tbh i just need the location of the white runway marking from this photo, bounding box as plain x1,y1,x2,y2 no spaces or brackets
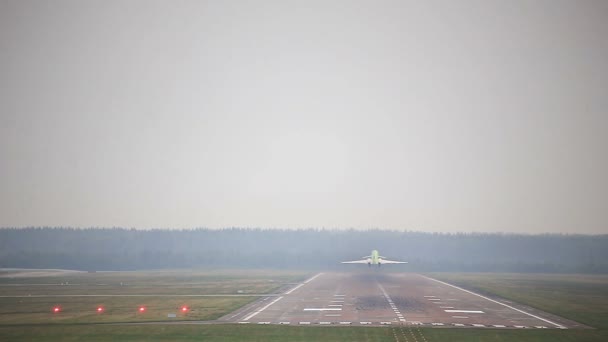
284,273,323,295
0,294,276,298
422,275,567,329
328,304,342,307
377,282,405,322
304,273,323,283
283,283,305,295
303,308,342,311
324,314,341,317
452,316,469,318
242,296,283,321
440,306,454,309
330,300,344,303
445,310,484,313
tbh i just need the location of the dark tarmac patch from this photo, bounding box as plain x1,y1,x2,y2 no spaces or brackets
392,296,426,312
356,295,390,310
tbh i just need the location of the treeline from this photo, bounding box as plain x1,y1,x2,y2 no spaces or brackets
0,228,607,273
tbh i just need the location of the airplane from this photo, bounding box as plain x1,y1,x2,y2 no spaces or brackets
341,250,407,267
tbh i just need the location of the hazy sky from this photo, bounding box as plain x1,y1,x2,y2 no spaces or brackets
1,0,607,233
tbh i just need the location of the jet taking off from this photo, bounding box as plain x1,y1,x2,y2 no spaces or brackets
341,250,407,267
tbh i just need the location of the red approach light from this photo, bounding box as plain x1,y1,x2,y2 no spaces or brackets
138,306,146,313
181,306,188,312
97,307,104,313
53,307,60,313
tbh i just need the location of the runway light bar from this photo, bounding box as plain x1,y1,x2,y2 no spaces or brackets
138,306,146,312
53,307,60,313
181,306,188,312
97,307,104,313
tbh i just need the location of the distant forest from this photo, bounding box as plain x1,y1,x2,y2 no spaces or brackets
1,228,607,273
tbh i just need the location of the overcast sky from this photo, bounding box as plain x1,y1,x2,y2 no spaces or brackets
1,0,607,233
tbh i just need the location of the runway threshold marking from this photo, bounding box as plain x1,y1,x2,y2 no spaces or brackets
242,296,283,321
421,275,567,329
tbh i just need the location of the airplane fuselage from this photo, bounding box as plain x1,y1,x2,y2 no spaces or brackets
341,250,407,266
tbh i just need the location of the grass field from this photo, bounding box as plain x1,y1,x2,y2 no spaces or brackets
0,269,307,324
1,323,608,342
1,270,607,341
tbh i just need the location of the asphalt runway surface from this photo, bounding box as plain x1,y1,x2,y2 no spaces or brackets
221,271,584,329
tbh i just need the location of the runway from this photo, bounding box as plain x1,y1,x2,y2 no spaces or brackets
220,272,583,329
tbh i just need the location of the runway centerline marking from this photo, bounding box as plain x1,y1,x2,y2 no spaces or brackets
421,275,567,329
377,282,404,322
445,310,484,313
242,296,283,321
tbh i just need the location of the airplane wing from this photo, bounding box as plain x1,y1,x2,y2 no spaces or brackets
379,259,408,264
341,259,370,264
